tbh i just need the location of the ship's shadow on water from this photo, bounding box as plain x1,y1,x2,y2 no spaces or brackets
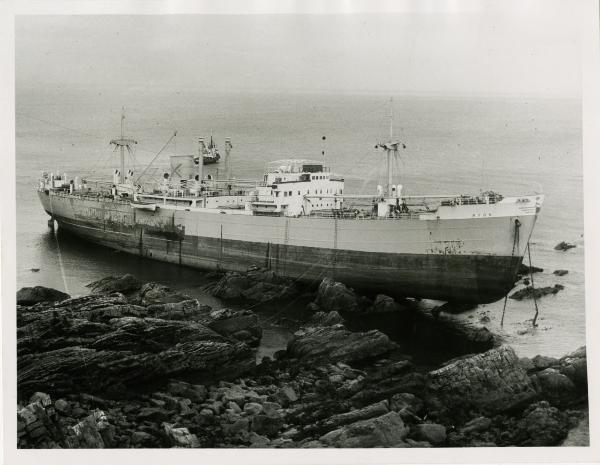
43,227,212,291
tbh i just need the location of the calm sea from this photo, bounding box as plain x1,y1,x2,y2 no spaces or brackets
15,89,585,358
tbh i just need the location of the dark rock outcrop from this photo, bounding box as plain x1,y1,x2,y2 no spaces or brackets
287,325,396,363
553,269,569,276
554,241,576,251
426,346,537,418
319,411,409,447
17,286,70,306
87,274,142,295
313,278,361,313
15,275,588,450
306,311,345,327
211,269,298,303
510,284,564,301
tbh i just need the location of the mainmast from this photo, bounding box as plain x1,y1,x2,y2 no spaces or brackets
375,98,404,197
110,107,137,184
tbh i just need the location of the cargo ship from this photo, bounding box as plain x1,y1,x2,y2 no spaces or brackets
37,110,543,303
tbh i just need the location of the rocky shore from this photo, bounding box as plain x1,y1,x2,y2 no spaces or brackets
17,273,588,448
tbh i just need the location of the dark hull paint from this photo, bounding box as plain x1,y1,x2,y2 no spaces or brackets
51,212,523,303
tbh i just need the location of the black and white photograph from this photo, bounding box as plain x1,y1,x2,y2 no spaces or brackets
2,0,599,463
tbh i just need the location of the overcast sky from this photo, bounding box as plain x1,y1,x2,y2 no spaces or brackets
16,4,582,97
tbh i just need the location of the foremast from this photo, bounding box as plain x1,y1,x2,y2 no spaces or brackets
109,108,137,184
375,98,406,197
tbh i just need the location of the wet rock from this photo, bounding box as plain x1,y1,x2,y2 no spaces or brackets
313,277,361,313
17,286,70,306
287,325,395,363
162,422,200,447
54,398,71,416
139,283,191,306
554,241,576,251
18,335,253,399
87,274,142,295
322,400,389,430
131,430,157,447
167,380,207,403
262,402,282,417
211,269,297,303
244,402,263,416
522,401,569,446
459,416,491,434
404,438,433,447
553,269,569,276
274,385,298,406
248,431,270,447
349,372,426,408
531,355,559,370
64,409,115,448
389,393,423,421
29,392,52,407
557,346,587,390
306,311,345,327
206,308,262,346
251,414,284,437
426,346,537,417
369,294,401,314
509,284,564,301
146,300,209,321
319,411,409,448
533,368,576,404
412,423,446,445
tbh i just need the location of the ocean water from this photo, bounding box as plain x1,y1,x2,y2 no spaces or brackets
15,88,584,358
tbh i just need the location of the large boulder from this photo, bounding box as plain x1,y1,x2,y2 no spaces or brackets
557,346,587,391
532,368,576,404
313,278,361,313
521,401,570,446
129,282,191,306
319,411,409,447
206,308,262,346
17,286,70,306
306,311,345,327
211,269,297,303
426,345,537,417
64,409,115,448
412,423,446,445
287,325,396,363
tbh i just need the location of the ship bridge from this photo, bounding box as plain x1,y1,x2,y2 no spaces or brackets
266,159,330,174
251,159,344,216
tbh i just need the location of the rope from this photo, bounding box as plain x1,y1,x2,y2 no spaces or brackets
528,242,540,327
48,195,70,294
501,218,521,327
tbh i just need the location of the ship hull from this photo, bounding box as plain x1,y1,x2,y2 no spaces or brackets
38,190,536,303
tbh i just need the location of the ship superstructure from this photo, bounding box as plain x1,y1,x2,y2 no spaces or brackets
37,108,544,303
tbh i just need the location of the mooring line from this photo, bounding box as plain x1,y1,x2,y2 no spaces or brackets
49,195,70,294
